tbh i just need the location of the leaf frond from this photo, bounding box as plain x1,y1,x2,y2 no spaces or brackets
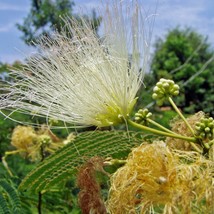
19,130,144,192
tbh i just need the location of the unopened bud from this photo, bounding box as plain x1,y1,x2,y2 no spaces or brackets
134,108,152,125
152,79,180,105
195,116,214,140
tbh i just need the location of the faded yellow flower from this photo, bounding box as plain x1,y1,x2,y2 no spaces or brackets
107,142,214,214
11,126,37,151
166,111,205,151
11,125,64,161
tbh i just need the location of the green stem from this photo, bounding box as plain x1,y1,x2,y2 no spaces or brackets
38,192,42,214
208,139,214,146
128,119,202,153
128,119,195,142
2,150,25,177
104,159,127,166
38,145,45,214
168,97,195,135
2,156,13,177
147,118,176,134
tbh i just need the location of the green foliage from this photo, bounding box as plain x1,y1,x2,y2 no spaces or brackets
17,0,74,44
0,61,23,82
19,131,144,192
0,162,80,213
0,63,8,74
0,113,19,160
17,0,101,45
151,27,214,116
0,179,21,214
155,110,177,129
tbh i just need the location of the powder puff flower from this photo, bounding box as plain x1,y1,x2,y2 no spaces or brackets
0,1,153,127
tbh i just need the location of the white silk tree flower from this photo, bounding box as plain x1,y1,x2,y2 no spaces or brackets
0,1,153,128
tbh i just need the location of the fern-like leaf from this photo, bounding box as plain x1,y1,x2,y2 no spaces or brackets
0,179,21,214
19,130,144,192
0,193,10,214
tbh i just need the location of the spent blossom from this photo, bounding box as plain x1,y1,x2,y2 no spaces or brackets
0,1,153,127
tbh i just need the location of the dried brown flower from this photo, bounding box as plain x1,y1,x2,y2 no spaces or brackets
77,156,107,214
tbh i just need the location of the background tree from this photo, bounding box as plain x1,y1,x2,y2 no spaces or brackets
151,27,214,116
17,0,101,45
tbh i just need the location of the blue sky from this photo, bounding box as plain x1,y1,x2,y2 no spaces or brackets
0,0,214,63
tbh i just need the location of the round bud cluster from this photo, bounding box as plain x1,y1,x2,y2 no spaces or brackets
38,135,51,145
195,117,214,140
134,108,152,125
49,118,59,126
152,79,180,105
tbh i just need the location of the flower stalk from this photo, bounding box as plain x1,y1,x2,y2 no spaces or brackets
168,97,195,135
2,150,24,177
128,119,195,142
147,118,175,134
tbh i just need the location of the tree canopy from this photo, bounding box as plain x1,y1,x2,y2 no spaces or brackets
151,27,214,116
17,0,101,45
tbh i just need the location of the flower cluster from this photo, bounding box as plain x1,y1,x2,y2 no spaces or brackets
134,108,152,125
195,117,214,140
152,78,180,105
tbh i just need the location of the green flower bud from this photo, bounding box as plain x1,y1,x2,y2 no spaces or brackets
38,135,51,145
205,127,210,133
48,118,59,126
152,93,158,99
134,108,152,125
152,79,180,105
195,116,214,140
